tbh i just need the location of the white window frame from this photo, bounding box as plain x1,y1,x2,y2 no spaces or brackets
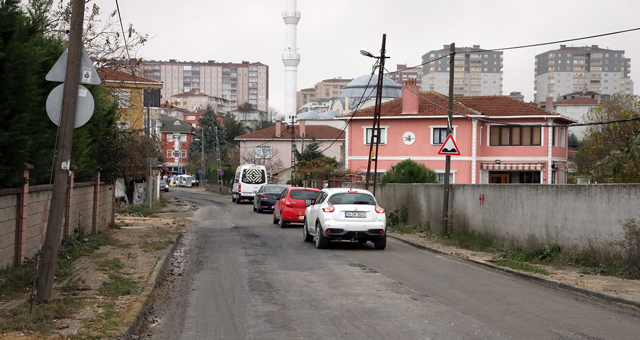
114,90,131,108
430,126,457,145
435,170,456,184
363,126,388,145
181,150,187,158
167,150,174,158
180,134,187,142
255,145,272,159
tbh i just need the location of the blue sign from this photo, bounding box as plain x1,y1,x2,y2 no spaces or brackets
198,169,202,174
218,169,224,176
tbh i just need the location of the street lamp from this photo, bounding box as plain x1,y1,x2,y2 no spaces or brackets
359,49,376,59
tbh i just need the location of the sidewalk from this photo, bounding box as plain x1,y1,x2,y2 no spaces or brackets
390,232,640,310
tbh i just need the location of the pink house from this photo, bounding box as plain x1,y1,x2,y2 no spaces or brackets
343,84,575,184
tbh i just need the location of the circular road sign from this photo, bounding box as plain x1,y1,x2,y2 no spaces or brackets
46,83,94,128
218,169,224,176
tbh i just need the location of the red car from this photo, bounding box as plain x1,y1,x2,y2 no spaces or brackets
273,187,320,228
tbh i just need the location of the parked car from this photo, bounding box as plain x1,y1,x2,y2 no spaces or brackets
159,179,170,192
303,188,386,250
272,187,321,228
253,184,289,213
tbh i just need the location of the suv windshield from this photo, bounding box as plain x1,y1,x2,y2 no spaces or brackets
328,193,376,205
242,169,266,184
264,186,286,194
290,190,319,200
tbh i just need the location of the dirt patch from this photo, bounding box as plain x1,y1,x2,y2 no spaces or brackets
391,232,640,307
0,197,194,339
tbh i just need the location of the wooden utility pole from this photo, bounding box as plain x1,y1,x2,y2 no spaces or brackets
37,0,85,302
290,114,297,184
442,43,455,235
365,34,387,195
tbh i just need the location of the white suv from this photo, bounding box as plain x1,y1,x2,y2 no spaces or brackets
303,188,387,250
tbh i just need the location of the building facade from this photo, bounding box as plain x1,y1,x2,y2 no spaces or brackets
159,115,195,173
140,60,269,112
296,78,352,111
344,84,574,184
534,45,633,103
387,64,422,89
421,45,503,97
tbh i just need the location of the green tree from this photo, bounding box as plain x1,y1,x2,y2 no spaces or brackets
222,113,245,146
575,94,640,181
380,159,437,184
588,134,640,183
295,139,323,166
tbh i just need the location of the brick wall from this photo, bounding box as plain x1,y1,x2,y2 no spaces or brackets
0,181,115,269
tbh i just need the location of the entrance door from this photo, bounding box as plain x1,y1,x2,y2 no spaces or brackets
489,172,510,183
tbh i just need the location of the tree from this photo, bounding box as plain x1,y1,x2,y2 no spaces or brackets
575,94,640,180
587,134,640,183
240,147,284,171
295,139,323,166
568,132,581,150
222,113,245,146
380,159,437,184
237,102,254,111
254,106,283,131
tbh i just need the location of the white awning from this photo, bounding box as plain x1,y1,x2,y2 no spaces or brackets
481,163,544,171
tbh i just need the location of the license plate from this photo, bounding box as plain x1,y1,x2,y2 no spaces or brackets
345,211,366,218
271,206,274,209
298,215,304,220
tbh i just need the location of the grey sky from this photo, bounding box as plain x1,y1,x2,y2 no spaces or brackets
94,0,639,114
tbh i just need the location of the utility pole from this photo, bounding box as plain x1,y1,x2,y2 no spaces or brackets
200,129,205,188
37,0,85,302
290,115,296,185
365,34,387,196
442,43,455,235
214,126,222,192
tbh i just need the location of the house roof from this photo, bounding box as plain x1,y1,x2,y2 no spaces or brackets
159,114,195,133
348,92,574,123
555,97,598,106
98,68,161,84
236,125,345,141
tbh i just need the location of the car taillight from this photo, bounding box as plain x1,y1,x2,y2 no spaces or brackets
375,205,385,214
261,194,267,199
322,202,335,213
285,201,292,207
238,184,242,192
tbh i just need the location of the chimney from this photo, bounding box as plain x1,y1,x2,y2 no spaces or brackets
545,97,554,113
300,120,306,137
401,79,420,114
345,97,349,111
275,120,282,137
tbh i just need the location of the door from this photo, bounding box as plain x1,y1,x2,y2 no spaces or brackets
489,172,510,184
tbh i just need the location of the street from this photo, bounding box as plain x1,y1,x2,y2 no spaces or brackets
141,188,640,340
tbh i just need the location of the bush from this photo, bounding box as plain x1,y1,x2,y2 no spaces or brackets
380,159,437,184
387,206,408,228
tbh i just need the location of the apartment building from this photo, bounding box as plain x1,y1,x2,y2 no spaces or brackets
140,59,269,112
534,45,633,103
421,45,503,97
169,92,230,114
387,64,422,88
296,77,352,111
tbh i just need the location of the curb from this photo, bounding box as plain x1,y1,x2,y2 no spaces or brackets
389,235,640,310
124,231,184,338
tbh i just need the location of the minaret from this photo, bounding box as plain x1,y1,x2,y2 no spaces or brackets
282,0,300,119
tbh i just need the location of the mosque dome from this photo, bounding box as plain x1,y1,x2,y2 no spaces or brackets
340,74,402,108
319,110,339,119
296,111,321,120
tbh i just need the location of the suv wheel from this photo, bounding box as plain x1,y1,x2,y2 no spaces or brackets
315,222,328,249
374,235,387,250
303,219,313,242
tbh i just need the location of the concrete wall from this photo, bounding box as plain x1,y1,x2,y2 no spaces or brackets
0,182,114,269
349,183,640,250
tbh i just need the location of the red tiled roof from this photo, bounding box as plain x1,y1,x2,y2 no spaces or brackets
236,125,345,140
98,68,161,84
457,96,557,116
350,92,478,118
555,97,598,105
171,92,209,97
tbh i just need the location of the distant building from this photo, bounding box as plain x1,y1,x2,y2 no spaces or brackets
508,91,525,102
387,64,422,88
168,92,229,114
140,59,269,111
296,78,352,112
534,45,633,103
421,45,503,96
550,91,607,139
158,115,195,173
229,108,269,132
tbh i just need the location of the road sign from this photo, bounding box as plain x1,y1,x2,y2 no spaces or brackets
198,169,202,174
437,134,460,156
46,46,101,85
46,83,94,128
218,169,224,176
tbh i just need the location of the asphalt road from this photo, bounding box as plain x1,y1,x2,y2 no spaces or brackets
141,188,640,340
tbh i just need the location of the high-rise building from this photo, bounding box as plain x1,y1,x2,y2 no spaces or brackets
140,59,269,112
296,78,352,111
387,64,422,89
534,45,633,103
421,45,503,97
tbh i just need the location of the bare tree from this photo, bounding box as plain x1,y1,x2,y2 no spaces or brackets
240,147,284,172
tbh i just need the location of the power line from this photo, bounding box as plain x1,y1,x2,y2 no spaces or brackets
384,27,640,77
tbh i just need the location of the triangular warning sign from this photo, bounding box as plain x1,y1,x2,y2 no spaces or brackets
438,134,460,155
46,46,101,85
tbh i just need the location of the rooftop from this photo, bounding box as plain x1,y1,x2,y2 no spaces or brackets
98,68,161,84
236,124,345,141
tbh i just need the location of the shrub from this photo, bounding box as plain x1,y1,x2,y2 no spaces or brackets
380,159,437,184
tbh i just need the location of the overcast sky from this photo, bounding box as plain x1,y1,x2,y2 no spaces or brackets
93,0,639,114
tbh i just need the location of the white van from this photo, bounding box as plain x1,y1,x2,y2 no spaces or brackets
232,164,267,203
177,175,195,187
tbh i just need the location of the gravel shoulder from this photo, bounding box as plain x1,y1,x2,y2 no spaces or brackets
390,232,640,309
